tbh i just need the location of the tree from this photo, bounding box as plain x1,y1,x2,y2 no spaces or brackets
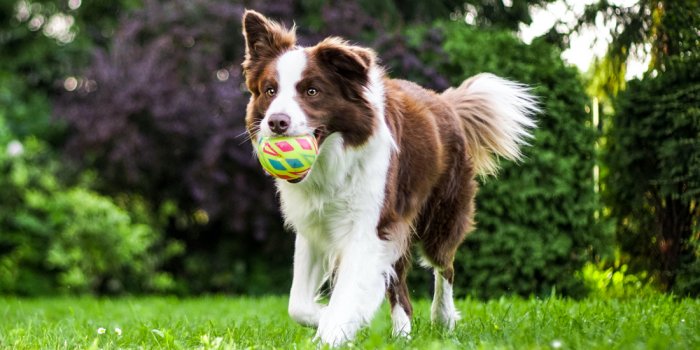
575,1,700,293
605,57,700,293
456,0,557,30
577,0,700,98
0,0,140,138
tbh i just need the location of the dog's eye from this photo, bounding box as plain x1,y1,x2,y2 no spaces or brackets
306,87,318,96
265,87,276,97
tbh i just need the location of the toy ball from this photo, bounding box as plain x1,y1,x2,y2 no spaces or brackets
256,135,319,181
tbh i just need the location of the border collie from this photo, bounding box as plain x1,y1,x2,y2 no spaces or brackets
241,10,538,346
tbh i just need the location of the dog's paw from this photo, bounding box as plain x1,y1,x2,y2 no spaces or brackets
314,311,359,347
289,303,324,328
314,328,350,347
391,306,412,338
431,306,461,331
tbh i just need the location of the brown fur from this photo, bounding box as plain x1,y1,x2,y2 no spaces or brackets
378,79,476,320
300,40,377,147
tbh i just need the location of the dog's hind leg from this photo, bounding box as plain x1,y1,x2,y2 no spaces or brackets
430,266,460,330
387,254,412,337
288,234,326,328
417,159,477,331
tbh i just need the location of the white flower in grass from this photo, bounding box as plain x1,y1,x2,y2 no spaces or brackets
551,339,563,348
115,327,122,336
97,327,106,335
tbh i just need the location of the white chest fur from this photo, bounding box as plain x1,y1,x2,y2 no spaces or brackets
277,130,392,250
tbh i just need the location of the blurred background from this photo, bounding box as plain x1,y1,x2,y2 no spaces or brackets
0,0,697,298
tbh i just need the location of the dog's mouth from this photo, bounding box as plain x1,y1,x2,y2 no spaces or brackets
313,126,328,147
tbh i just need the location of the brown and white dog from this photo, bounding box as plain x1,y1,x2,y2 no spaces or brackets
242,10,538,346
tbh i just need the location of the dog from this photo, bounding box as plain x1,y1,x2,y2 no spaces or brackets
241,10,538,346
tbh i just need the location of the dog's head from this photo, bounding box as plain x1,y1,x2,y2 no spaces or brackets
242,10,379,148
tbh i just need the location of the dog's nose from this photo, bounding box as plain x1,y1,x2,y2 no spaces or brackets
268,113,291,135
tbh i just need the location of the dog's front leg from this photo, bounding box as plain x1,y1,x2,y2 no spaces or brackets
288,234,325,327
315,234,392,346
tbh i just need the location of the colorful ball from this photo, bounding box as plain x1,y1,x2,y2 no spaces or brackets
256,135,319,181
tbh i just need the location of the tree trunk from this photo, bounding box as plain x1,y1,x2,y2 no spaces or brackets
656,194,693,289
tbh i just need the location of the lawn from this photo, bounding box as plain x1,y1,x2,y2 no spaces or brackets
0,296,697,349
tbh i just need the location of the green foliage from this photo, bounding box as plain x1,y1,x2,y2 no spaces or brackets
406,22,608,298
0,119,175,295
0,296,698,349
0,0,181,296
605,55,700,295
674,238,700,296
0,0,140,139
578,251,658,299
578,1,700,99
456,0,557,30
0,72,60,140
294,0,555,32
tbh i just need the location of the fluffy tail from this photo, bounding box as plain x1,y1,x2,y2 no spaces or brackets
441,73,539,176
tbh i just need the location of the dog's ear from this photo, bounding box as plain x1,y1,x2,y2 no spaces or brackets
242,10,296,61
242,10,296,89
315,37,376,85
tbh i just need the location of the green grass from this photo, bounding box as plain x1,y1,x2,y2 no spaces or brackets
0,296,697,349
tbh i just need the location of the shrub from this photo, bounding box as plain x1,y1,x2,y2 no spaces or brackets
0,115,174,295
578,252,658,299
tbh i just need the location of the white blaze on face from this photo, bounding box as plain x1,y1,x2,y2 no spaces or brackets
260,48,310,137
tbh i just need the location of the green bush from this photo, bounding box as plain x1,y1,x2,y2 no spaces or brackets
606,56,700,295
406,22,608,298
1,2,180,295
578,252,658,299
0,116,175,295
